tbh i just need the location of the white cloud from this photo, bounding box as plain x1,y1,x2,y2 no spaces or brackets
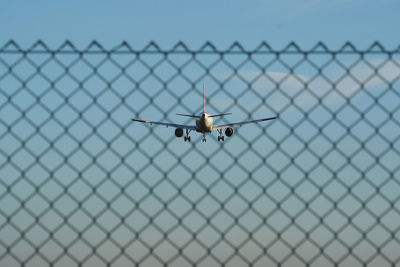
237,59,400,109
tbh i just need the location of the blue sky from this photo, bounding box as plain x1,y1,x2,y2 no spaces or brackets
1,0,399,49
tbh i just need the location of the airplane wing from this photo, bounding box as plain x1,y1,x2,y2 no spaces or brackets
131,118,196,130
212,116,277,130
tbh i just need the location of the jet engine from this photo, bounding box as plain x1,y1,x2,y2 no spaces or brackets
175,128,184,138
225,127,234,137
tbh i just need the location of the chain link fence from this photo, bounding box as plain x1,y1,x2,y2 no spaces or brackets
0,40,400,266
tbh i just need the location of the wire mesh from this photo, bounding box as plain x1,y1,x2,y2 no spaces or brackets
0,40,400,267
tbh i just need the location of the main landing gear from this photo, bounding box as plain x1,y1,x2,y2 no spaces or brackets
183,130,225,142
184,129,191,142
217,129,225,142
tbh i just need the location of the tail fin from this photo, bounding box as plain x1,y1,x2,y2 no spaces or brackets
203,84,206,113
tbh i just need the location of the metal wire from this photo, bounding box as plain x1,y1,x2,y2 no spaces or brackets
0,40,400,266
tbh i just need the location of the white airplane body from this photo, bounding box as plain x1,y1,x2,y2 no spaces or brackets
131,86,277,142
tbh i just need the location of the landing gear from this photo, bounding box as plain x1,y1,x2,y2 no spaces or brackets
217,129,225,142
184,129,191,142
202,133,206,142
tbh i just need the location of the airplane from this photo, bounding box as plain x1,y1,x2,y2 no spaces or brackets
131,85,277,142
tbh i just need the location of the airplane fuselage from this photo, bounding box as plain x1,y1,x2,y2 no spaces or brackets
195,113,213,133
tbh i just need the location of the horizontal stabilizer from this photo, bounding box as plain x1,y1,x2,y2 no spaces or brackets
176,113,201,118
209,113,232,118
